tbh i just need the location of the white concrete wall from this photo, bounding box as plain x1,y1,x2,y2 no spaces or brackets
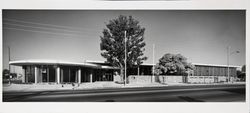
128,75,184,84
188,76,215,83
128,75,153,83
113,75,122,82
128,75,233,84
164,76,183,83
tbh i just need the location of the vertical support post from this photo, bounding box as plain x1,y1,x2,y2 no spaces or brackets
61,69,64,83
75,70,77,83
57,66,60,84
35,66,38,84
90,70,93,83
78,68,81,84
137,66,140,76
47,67,49,82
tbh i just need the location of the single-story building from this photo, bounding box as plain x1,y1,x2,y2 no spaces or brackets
188,63,240,83
9,59,120,84
9,59,240,84
128,63,240,84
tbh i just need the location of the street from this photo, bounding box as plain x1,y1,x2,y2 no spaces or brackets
3,84,245,102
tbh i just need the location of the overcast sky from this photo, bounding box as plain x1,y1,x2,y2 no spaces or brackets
2,10,245,71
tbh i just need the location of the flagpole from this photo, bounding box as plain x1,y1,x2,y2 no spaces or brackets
124,31,127,86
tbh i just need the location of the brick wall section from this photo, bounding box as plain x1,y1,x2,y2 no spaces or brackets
188,76,233,83
156,76,184,84
128,75,154,83
188,76,215,83
128,75,184,84
128,75,233,84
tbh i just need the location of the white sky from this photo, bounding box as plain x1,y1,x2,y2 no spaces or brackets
3,10,246,72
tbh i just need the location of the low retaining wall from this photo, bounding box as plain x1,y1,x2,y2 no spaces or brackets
128,75,235,84
113,75,122,82
128,75,185,84
188,76,215,84
218,76,227,82
128,75,154,83
188,76,234,83
156,76,185,84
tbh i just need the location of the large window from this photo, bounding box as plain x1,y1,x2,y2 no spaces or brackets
61,66,78,83
25,65,35,83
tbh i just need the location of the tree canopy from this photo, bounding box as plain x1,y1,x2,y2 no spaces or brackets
154,53,194,75
3,69,10,77
241,65,245,72
100,15,147,78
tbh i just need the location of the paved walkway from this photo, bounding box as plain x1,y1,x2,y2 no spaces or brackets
2,81,245,92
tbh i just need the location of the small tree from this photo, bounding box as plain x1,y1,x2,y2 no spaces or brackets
100,15,147,80
241,65,245,73
237,65,246,81
154,53,194,75
2,69,10,79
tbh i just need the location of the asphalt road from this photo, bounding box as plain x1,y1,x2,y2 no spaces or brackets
3,84,245,102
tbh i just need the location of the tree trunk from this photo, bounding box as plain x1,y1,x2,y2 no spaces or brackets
120,68,124,82
118,62,124,82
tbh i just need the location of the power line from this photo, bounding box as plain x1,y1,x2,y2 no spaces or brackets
4,18,101,34
4,27,100,40
4,27,81,37
3,18,105,38
4,18,84,31
3,22,83,34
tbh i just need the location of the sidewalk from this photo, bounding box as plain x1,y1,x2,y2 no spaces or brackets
2,81,245,92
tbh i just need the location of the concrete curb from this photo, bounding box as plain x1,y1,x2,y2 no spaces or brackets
3,82,245,93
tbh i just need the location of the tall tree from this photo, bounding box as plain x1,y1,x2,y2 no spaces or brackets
154,53,194,75
100,15,147,80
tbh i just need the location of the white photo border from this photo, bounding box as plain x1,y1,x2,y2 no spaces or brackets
0,0,249,113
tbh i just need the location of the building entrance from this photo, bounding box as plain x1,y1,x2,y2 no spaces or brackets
61,67,77,83
40,66,56,83
93,70,113,81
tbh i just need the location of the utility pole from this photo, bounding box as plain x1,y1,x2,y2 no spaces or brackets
8,46,11,84
227,46,230,83
8,46,11,71
152,44,155,83
124,31,127,86
227,46,239,83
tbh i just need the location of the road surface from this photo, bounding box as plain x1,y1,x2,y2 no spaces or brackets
3,84,245,102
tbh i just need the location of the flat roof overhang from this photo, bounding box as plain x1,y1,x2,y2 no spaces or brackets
192,63,240,68
9,59,120,70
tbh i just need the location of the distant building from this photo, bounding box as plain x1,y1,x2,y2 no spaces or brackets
189,63,240,83
9,59,240,84
129,63,240,84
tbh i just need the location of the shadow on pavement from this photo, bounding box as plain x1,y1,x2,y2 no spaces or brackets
105,99,115,102
178,96,204,102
